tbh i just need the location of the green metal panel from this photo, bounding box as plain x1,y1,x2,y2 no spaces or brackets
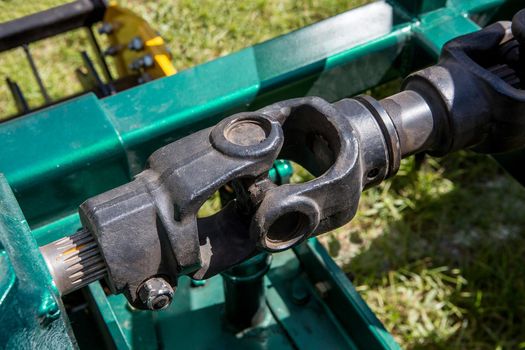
1,94,130,228
87,283,157,350
414,8,480,56
87,246,393,349
295,239,400,350
0,174,76,349
264,249,360,349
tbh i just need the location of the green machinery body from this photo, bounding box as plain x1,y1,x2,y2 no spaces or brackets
0,0,521,348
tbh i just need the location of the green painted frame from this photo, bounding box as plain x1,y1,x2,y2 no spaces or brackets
0,0,521,348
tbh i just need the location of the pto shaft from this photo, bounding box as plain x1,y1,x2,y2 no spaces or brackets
40,20,525,309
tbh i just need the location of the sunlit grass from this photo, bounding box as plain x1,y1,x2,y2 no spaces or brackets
356,263,469,348
320,151,525,349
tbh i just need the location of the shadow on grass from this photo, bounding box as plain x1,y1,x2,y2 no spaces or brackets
338,152,525,349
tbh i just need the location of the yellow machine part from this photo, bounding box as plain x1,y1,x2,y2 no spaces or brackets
103,2,176,79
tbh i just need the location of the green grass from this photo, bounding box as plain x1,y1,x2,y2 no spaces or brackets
1,1,525,349
0,0,366,118
320,153,525,349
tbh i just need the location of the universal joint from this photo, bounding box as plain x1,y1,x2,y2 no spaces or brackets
40,13,525,310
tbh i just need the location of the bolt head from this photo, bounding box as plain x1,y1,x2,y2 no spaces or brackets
142,54,154,68
98,22,113,35
130,55,154,71
138,277,175,310
128,36,144,51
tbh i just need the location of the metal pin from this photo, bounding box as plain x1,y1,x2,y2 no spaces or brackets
22,44,51,104
5,78,29,114
86,27,114,82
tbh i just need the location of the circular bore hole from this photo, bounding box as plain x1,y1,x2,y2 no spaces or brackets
367,168,380,179
224,119,269,146
266,211,309,249
152,295,170,310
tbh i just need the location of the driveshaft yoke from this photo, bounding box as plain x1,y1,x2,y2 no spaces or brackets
41,17,525,309
79,95,402,306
